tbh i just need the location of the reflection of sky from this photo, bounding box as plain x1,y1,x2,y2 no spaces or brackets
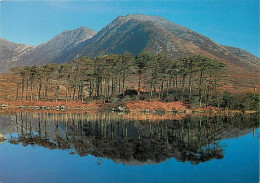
0,129,258,183
0,1,259,56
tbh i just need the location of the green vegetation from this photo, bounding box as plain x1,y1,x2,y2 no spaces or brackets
9,52,259,110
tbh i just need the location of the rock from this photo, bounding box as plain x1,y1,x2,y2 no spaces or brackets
111,107,119,111
111,105,127,112
0,104,8,109
0,133,7,141
117,105,126,111
29,106,40,109
119,89,139,99
184,110,191,114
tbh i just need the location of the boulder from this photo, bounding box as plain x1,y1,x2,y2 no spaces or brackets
184,110,191,114
0,133,7,141
0,104,8,109
60,105,66,110
119,89,138,99
111,105,127,112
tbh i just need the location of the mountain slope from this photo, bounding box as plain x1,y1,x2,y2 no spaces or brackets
19,26,97,66
223,45,260,68
59,14,259,76
1,14,259,88
0,38,34,72
0,26,96,72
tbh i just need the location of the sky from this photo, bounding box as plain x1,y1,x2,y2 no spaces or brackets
0,0,259,56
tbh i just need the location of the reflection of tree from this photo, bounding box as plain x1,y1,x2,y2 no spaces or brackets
4,112,258,165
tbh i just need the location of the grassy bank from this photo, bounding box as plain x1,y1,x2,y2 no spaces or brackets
0,99,258,116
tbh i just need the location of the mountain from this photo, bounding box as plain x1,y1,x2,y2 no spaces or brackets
19,26,97,66
52,14,259,88
0,14,259,85
0,38,34,72
222,45,260,69
0,26,96,72
67,14,226,58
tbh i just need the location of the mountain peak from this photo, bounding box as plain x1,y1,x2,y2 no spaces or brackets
125,14,166,21
60,26,96,37
114,14,169,25
0,38,33,48
76,26,96,34
0,26,97,72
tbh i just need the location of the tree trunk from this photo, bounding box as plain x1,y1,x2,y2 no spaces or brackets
166,80,169,97
77,85,81,102
26,81,29,101
199,70,203,107
16,83,19,101
161,80,164,99
81,83,84,102
100,79,103,96
21,77,25,102
181,74,186,100
55,84,60,102
66,82,69,102
38,82,42,101
206,81,210,107
123,71,126,91
138,73,141,94
188,75,192,101
44,78,49,100
30,80,34,102
175,74,178,89
111,78,114,96
73,87,76,100
107,80,110,99
118,78,121,94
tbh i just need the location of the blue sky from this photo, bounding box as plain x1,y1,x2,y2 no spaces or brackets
0,0,259,56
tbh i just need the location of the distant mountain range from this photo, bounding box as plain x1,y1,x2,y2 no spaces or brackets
0,14,259,81
0,26,96,72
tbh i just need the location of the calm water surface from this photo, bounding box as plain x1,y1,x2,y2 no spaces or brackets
0,112,259,183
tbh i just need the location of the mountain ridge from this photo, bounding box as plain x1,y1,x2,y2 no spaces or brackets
0,14,259,82
0,26,97,72
56,14,259,79
0,38,34,72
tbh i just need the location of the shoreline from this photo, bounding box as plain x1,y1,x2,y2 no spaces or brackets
0,100,258,115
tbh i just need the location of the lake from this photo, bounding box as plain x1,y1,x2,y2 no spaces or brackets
0,111,259,183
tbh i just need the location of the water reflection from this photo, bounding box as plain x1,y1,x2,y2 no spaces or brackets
0,112,258,165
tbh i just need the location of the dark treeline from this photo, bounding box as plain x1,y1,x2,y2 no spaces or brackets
10,52,259,109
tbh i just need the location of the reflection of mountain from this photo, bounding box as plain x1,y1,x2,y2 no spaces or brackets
0,112,258,165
